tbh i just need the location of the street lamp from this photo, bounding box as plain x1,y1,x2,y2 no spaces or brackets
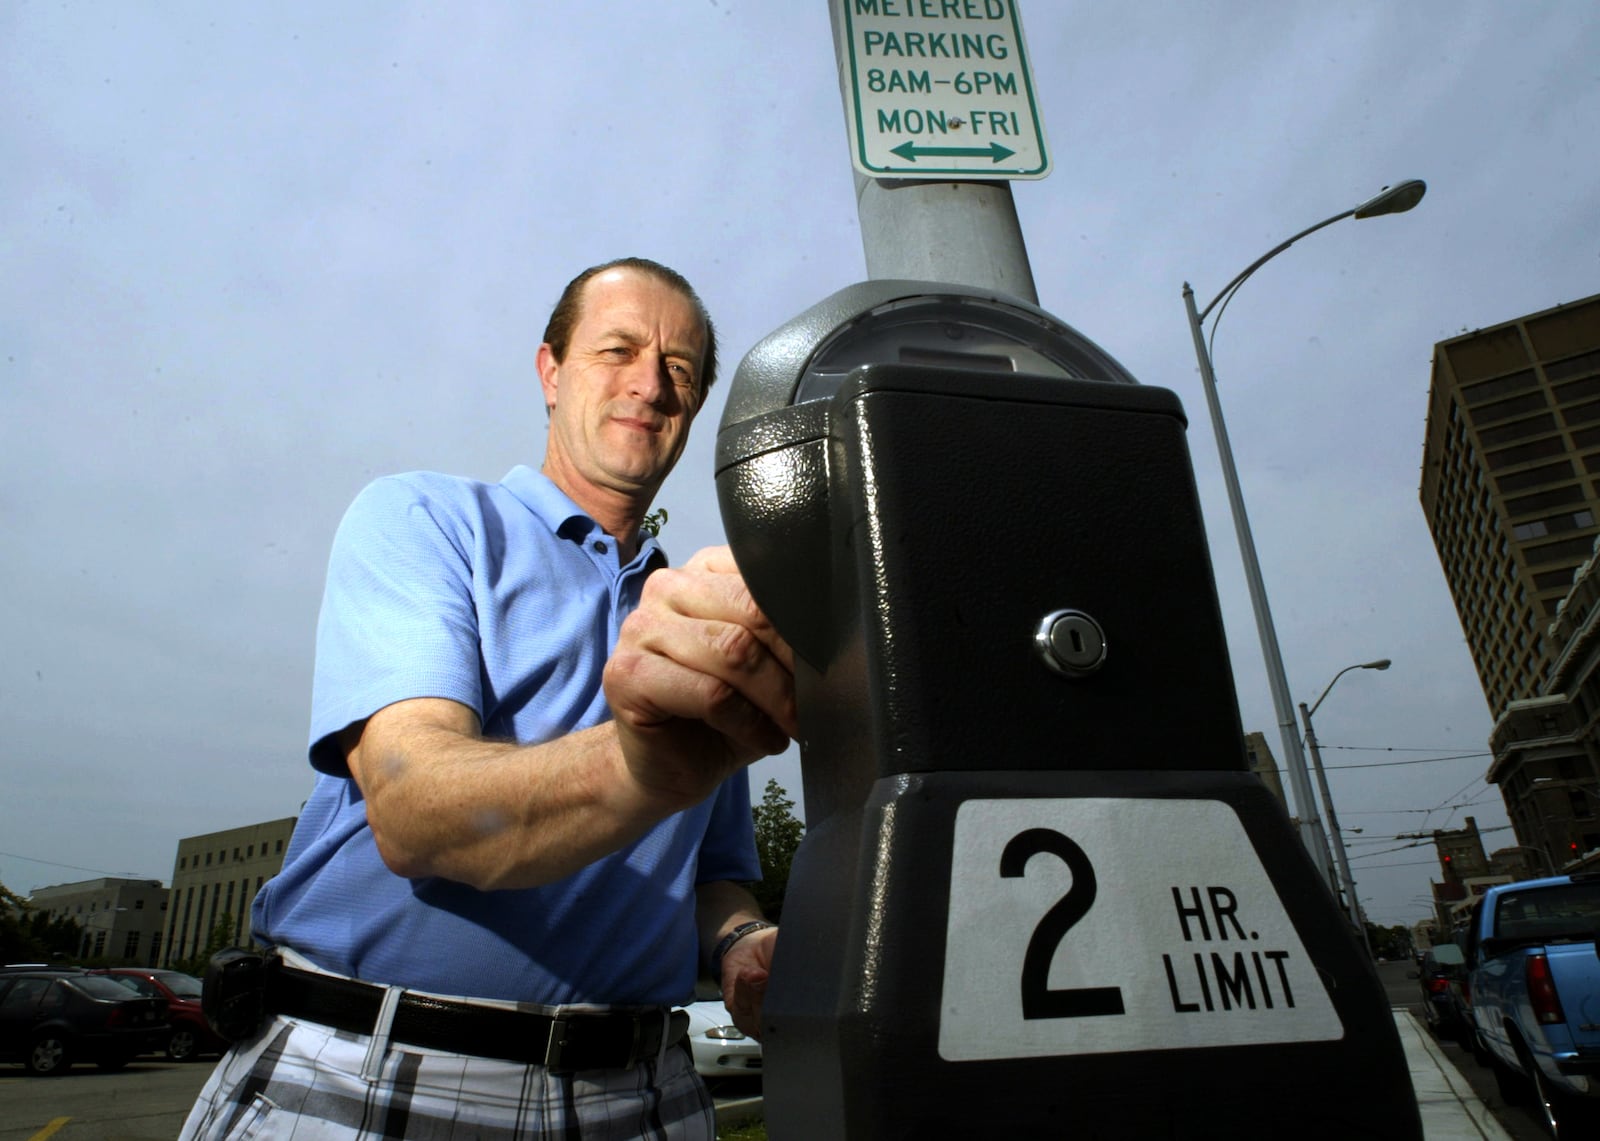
1181,180,1426,885
1530,777,1600,863
1300,658,1391,954
1501,844,1555,876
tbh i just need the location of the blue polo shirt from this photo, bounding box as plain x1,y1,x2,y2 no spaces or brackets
252,466,759,1005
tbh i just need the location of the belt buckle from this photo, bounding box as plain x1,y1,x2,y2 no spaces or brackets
543,1017,570,1070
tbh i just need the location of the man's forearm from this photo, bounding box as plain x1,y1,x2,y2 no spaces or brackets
349,701,669,891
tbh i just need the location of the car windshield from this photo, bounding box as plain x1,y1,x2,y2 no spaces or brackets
1429,943,1465,966
156,972,203,998
1493,881,1600,941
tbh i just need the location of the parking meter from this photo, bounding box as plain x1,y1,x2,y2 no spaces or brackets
715,281,1421,1139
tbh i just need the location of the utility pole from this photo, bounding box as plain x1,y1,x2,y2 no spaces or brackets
1301,702,1370,956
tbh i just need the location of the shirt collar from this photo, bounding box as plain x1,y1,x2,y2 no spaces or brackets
499,465,665,567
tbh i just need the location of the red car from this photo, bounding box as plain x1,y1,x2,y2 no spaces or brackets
92,968,227,1062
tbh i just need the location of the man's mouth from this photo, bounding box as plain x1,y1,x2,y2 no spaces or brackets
610,409,663,435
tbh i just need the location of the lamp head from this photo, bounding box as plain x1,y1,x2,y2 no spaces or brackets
1364,659,1392,671
1352,181,1426,219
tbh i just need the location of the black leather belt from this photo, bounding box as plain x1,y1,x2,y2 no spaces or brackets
267,965,689,1072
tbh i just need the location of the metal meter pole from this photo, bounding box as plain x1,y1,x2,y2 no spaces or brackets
827,4,1038,301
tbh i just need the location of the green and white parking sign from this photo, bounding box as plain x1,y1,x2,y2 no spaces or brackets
836,0,1051,180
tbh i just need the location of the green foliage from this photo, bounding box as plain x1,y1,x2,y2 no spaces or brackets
642,507,669,537
750,779,804,922
0,881,81,964
1366,921,1412,961
171,911,239,976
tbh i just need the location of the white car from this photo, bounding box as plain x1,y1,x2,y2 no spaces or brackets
682,1000,762,1078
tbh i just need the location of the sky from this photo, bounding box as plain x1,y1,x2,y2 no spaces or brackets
3,2,1598,937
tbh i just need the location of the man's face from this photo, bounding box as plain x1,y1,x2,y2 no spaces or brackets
537,268,707,507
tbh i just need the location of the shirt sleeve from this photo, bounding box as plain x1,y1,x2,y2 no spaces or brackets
308,475,484,775
694,770,761,885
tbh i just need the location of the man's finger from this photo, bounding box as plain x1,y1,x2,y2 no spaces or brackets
620,601,797,738
660,550,796,673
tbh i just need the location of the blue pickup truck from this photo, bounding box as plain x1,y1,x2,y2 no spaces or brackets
1463,873,1600,1137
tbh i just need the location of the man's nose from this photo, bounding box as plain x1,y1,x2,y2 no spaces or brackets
624,352,674,405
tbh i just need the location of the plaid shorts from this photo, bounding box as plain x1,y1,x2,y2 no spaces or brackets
177,1013,715,1140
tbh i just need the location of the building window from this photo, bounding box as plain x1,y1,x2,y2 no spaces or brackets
1525,535,1598,564
1470,392,1549,427
1562,401,1600,428
1461,368,1539,405
1547,347,1600,383
1554,373,1600,403
1488,436,1570,469
1506,484,1586,515
1479,412,1557,447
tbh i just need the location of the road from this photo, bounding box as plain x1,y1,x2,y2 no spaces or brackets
0,1058,207,1141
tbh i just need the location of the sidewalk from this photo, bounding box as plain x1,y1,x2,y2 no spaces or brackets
1393,1008,1514,1139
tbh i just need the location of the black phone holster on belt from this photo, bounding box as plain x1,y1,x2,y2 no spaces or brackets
203,947,276,1042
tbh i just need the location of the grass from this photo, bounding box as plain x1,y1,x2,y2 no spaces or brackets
717,1123,766,1141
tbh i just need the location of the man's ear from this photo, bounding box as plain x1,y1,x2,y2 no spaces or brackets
535,343,559,410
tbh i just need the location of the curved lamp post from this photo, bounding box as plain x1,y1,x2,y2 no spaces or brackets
1529,777,1600,866
1181,181,1426,888
1301,658,1391,954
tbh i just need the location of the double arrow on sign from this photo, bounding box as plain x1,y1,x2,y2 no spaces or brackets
889,140,1016,164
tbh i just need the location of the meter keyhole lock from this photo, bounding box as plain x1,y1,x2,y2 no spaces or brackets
1035,609,1107,677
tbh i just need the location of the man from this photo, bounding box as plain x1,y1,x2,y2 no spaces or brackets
181,258,793,1140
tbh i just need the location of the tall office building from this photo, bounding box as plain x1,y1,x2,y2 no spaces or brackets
1420,292,1600,719
162,817,296,967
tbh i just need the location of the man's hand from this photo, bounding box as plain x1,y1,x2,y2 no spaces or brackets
604,546,797,815
719,924,778,1040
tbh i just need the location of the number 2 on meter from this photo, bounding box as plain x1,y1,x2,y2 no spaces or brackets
999,828,1126,1020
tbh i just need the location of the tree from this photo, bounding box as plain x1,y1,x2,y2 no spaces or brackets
750,779,804,922
1366,921,1412,961
0,882,80,964
172,912,238,977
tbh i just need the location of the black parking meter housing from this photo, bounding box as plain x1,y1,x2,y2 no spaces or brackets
715,282,1421,1139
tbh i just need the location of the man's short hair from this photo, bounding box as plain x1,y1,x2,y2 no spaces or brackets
542,257,718,397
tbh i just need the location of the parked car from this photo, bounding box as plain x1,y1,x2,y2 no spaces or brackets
92,967,227,1062
1463,873,1600,1137
683,1000,762,1079
0,970,168,1074
1415,941,1470,1042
